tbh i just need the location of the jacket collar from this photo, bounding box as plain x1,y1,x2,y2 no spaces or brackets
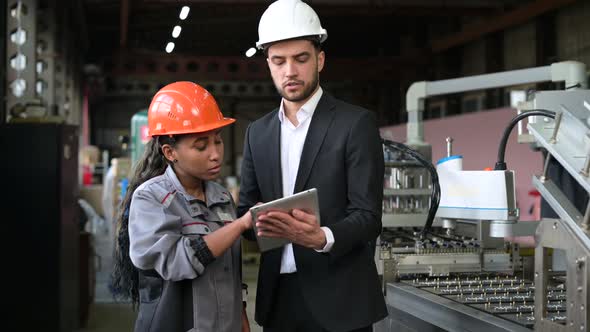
266,91,337,198
277,87,323,125
164,165,230,207
293,91,336,193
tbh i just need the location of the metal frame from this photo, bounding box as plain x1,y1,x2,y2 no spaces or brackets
6,0,38,120
534,217,590,331
101,53,428,81
102,78,278,98
386,283,531,332
527,89,590,330
36,0,57,113
4,0,84,124
527,91,590,194
533,176,584,227
404,61,587,146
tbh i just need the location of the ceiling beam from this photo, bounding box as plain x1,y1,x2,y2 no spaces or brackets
431,0,578,53
100,51,429,81
140,0,511,8
86,2,499,19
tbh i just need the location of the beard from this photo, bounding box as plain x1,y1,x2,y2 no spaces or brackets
275,71,320,103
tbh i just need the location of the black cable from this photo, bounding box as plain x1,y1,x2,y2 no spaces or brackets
494,109,555,170
382,139,440,238
566,83,582,90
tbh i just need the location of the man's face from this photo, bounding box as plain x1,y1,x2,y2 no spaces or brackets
266,39,325,103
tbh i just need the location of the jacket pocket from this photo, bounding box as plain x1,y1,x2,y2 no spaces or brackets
139,275,163,303
135,276,163,332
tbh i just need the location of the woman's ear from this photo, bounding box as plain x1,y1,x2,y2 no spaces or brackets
161,144,176,163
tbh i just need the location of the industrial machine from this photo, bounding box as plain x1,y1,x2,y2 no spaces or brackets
2,123,80,331
376,61,590,331
130,109,149,166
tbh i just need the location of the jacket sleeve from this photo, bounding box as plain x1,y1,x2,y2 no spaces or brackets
128,188,207,281
328,110,384,259
237,123,260,241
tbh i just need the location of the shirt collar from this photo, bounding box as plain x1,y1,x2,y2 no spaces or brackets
164,165,230,207
278,87,323,124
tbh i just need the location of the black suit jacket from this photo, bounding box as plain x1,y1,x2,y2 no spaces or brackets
238,92,387,332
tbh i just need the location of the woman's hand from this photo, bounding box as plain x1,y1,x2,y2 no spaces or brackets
238,211,253,232
241,306,251,332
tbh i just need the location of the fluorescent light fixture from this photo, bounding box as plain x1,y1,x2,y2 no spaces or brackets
166,42,175,53
172,25,182,38
245,47,257,58
179,6,190,20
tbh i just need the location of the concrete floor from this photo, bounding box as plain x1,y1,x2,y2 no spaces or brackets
77,226,262,332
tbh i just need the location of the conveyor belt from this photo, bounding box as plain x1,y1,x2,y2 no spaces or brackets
384,274,567,331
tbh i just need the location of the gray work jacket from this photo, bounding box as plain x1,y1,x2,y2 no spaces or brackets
129,166,242,332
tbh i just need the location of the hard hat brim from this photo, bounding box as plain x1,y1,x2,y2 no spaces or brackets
256,30,327,50
149,117,236,137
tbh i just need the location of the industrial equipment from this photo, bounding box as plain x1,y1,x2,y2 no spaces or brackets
2,123,80,331
376,61,590,331
130,109,149,166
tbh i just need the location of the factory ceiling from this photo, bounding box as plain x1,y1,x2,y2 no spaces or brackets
82,1,522,62
84,1,517,56
78,0,578,85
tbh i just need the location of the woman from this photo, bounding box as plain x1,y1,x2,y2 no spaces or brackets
112,81,251,332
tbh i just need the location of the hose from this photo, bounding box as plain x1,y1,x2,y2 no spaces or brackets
382,139,440,238
494,109,556,170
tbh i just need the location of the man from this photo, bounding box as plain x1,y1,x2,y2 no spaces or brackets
238,0,387,331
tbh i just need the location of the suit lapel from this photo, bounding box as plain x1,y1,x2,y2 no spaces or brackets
294,93,336,193
267,112,283,199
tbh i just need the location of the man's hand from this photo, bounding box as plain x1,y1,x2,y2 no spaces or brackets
256,209,326,250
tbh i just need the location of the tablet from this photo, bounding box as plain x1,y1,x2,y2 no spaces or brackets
249,188,320,252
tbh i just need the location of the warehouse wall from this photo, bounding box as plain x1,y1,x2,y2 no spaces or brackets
428,0,589,118
556,1,590,66
458,1,590,76
461,39,487,76
503,22,537,70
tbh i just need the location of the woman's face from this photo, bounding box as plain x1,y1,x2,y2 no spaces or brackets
167,130,224,182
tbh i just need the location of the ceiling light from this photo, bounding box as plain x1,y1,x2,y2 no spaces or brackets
172,25,182,38
245,47,257,58
166,42,175,53
179,6,190,20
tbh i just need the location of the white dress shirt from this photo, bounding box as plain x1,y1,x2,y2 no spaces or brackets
278,87,335,274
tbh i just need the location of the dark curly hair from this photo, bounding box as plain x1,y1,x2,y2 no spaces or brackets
111,135,177,307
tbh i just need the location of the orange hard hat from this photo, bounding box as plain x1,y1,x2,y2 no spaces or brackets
148,81,235,137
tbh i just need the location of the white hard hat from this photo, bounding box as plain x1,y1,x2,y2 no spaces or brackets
256,0,328,50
